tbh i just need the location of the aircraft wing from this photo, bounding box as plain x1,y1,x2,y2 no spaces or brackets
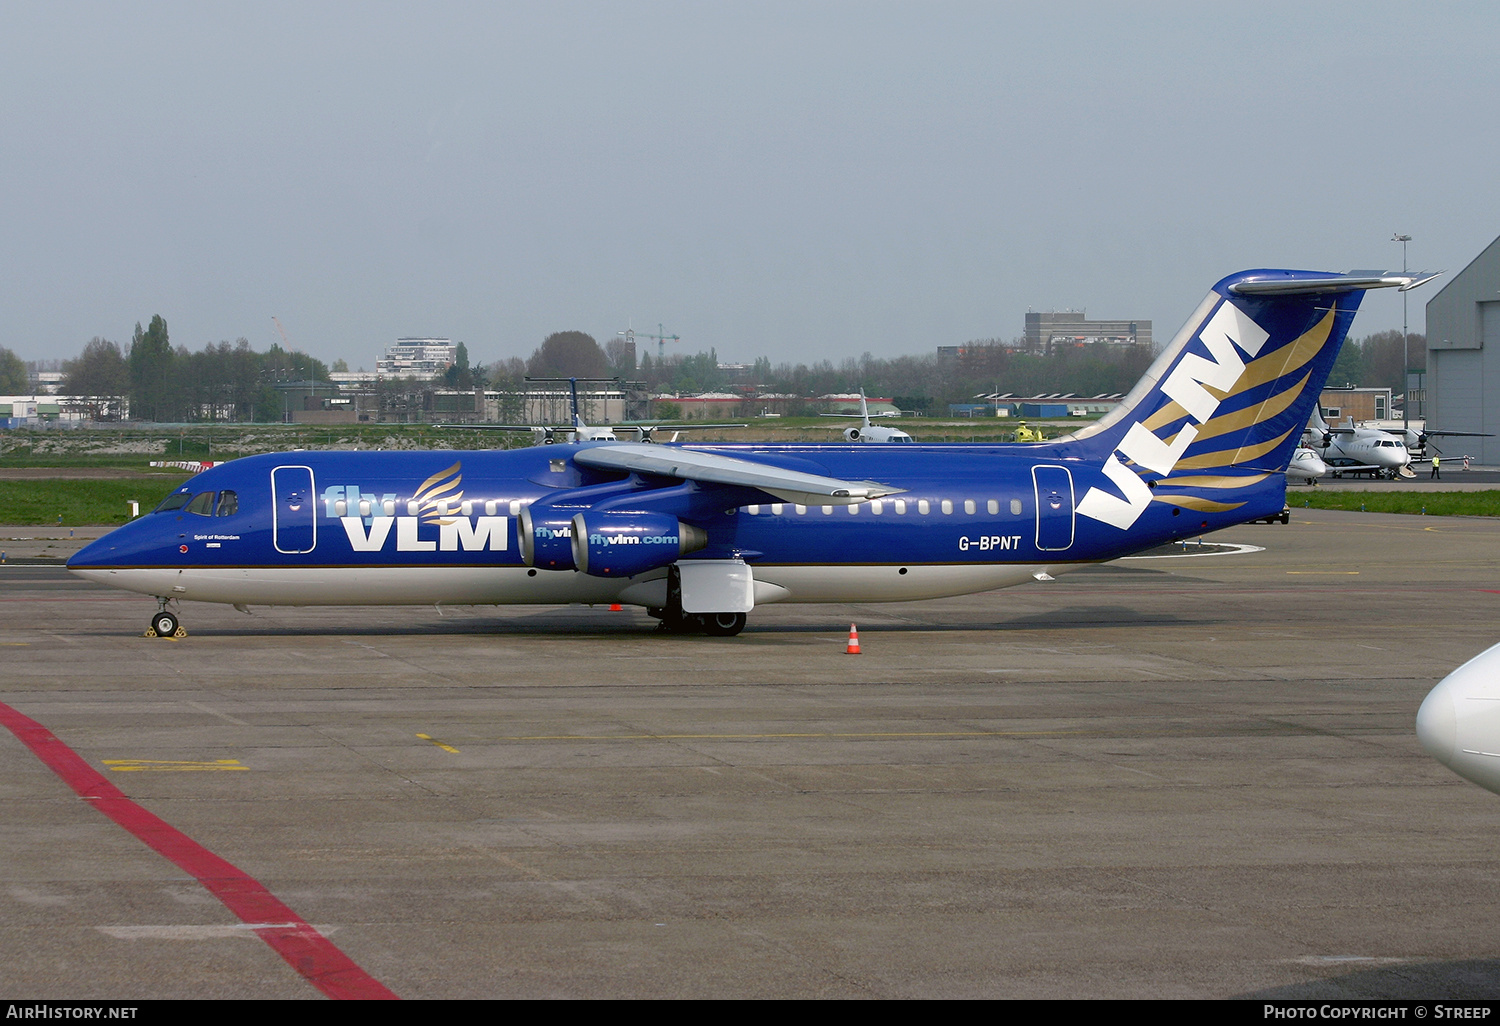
573,443,903,506
642,423,749,431
437,424,550,432
622,423,750,442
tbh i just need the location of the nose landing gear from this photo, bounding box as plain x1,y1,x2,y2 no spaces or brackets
146,600,186,639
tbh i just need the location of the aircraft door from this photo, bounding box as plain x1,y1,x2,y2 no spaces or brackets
271,465,317,554
1031,465,1075,552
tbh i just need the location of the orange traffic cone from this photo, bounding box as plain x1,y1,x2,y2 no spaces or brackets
845,624,862,655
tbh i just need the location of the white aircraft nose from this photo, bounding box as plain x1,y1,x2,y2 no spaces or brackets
1418,642,1500,794
1417,677,1459,765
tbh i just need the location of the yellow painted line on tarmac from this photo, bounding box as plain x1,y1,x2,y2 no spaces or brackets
103,759,248,772
496,729,1091,742
416,733,461,754
0,642,28,646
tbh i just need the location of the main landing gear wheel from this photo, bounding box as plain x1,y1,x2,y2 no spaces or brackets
702,612,747,637
649,609,747,636
150,610,180,638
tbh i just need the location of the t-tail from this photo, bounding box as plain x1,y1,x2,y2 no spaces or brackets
569,377,585,434
1048,268,1438,548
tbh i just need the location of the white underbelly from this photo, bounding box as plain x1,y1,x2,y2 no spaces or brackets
752,563,1074,602
69,560,1084,608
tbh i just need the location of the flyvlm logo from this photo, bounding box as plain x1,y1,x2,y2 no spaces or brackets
330,462,509,553
1076,300,1271,531
588,532,679,546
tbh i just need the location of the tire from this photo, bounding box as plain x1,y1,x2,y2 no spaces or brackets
152,611,179,638
653,613,695,634
702,612,747,637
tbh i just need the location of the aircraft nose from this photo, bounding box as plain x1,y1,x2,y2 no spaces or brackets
1418,642,1500,794
1417,677,1458,766
66,533,113,569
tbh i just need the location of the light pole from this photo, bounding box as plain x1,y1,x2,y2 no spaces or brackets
1393,233,1412,433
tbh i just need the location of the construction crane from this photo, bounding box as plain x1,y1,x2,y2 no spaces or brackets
618,323,682,363
269,316,307,385
271,316,294,350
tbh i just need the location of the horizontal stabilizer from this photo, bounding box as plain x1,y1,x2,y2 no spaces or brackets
1230,271,1441,295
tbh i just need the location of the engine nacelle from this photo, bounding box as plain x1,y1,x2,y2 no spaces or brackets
844,426,861,441
570,512,708,578
518,504,578,570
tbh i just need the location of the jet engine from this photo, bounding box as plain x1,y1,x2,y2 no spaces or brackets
570,511,707,578
518,505,580,570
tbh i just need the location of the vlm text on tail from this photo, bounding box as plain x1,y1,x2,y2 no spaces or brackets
1051,269,1437,541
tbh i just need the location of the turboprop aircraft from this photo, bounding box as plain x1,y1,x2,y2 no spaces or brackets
445,378,745,445
1304,408,1415,479
1418,642,1500,795
821,391,914,443
68,268,1434,638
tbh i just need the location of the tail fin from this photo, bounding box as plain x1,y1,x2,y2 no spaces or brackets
569,377,585,433
1063,269,1433,532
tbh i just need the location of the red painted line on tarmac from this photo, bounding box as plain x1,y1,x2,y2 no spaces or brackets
0,700,398,1000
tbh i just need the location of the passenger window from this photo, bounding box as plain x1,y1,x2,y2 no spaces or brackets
748,504,761,515
987,499,999,515
894,500,906,515
1010,498,1023,515
334,499,347,517
771,503,783,515
964,499,976,515
918,499,930,515
185,492,215,516
795,505,807,515
941,500,953,515
822,505,834,515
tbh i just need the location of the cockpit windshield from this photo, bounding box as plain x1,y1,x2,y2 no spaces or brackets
153,491,192,514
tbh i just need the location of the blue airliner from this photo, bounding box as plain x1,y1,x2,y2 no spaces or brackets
69,268,1435,638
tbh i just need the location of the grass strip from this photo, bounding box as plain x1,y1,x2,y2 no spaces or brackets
1292,490,1500,517
0,479,189,525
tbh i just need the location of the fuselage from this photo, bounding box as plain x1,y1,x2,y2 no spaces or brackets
1314,429,1411,474
1286,447,1328,484
67,442,1287,610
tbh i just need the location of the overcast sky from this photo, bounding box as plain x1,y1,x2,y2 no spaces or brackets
3,1,1497,371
